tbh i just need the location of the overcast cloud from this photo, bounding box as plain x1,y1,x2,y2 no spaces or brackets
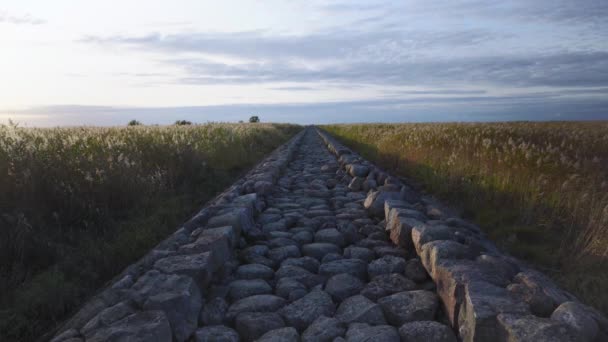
1,0,607,125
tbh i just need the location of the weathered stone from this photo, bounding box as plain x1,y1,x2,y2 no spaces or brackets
320,258,368,280
84,311,172,342
364,191,404,218
302,243,342,260
322,253,344,263
349,164,370,178
361,273,416,301
235,312,286,341
336,295,387,325
419,240,476,277
344,246,375,263
208,207,254,235
292,231,314,244
386,210,423,249
200,297,228,325
276,277,308,301
348,177,365,191
275,264,326,288
194,326,239,342
315,228,346,247
411,224,454,254
281,256,320,273
497,314,579,342
82,301,137,336
513,270,577,313
226,295,286,320
378,290,439,326
268,237,298,248
131,271,202,342
398,321,457,342
153,252,214,286
280,290,336,331
256,327,300,342
51,329,80,342
179,227,234,267
405,258,429,283
302,316,346,342
551,301,599,342
268,245,301,263
373,246,407,258
368,255,406,278
325,273,365,302
458,280,530,342
235,264,274,280
384,200,413,220
228,279,273,301
254,180,274,195
345,323,399,342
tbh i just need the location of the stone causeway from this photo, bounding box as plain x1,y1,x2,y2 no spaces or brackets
50,127,608,342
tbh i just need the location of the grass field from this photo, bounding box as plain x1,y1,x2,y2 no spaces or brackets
0,122,301,341
323,122,608,314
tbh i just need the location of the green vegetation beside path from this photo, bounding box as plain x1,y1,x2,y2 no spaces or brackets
323,122,608,315
0,122,301,342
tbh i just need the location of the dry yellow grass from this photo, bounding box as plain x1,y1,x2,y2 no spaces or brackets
324,121,608,314
0,122,301,341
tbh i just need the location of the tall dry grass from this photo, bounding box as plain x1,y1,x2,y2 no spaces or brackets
324,122,608,313
0,122,301,341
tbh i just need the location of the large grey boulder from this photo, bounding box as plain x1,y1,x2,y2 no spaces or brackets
200,297,228,325
302,316,346,342
276,277,308,301
336,295,386,325
280,290,336,331
194,326,239,342
315,228,346,247
551,301,599,342
368,255,406,278
131,271,202,342
497,314,579,342
81,301,137,336
398,321,457,342
325,273,365,302
268,245,301,263
364,191,403,218
235,312,286,341
344,246,375,263
345,323,399,342
85,310,172,342
207,207,254,235
153,252,214,286
377,290,439,326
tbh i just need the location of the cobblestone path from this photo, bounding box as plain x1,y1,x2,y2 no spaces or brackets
196,129,455,341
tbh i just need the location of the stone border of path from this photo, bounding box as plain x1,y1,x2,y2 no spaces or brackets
49,128,306,342
316,127,608,342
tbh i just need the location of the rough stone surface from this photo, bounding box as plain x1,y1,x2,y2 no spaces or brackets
378,290,439,326
325,273,365,302
302,316,346,342
345,323,400,342
235,312,286,341
398,321,457,342
336,295,387,325
280,290,336,331
256,327,300,342
194,326,239,342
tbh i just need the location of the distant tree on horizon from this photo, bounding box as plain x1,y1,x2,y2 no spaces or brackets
128,119,142,126
174,120,192,125
249,116,260,123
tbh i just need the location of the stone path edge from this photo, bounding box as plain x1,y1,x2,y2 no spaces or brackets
49,128,306,341
316,127,608,342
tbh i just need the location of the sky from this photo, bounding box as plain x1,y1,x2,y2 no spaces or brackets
1,0,607,126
